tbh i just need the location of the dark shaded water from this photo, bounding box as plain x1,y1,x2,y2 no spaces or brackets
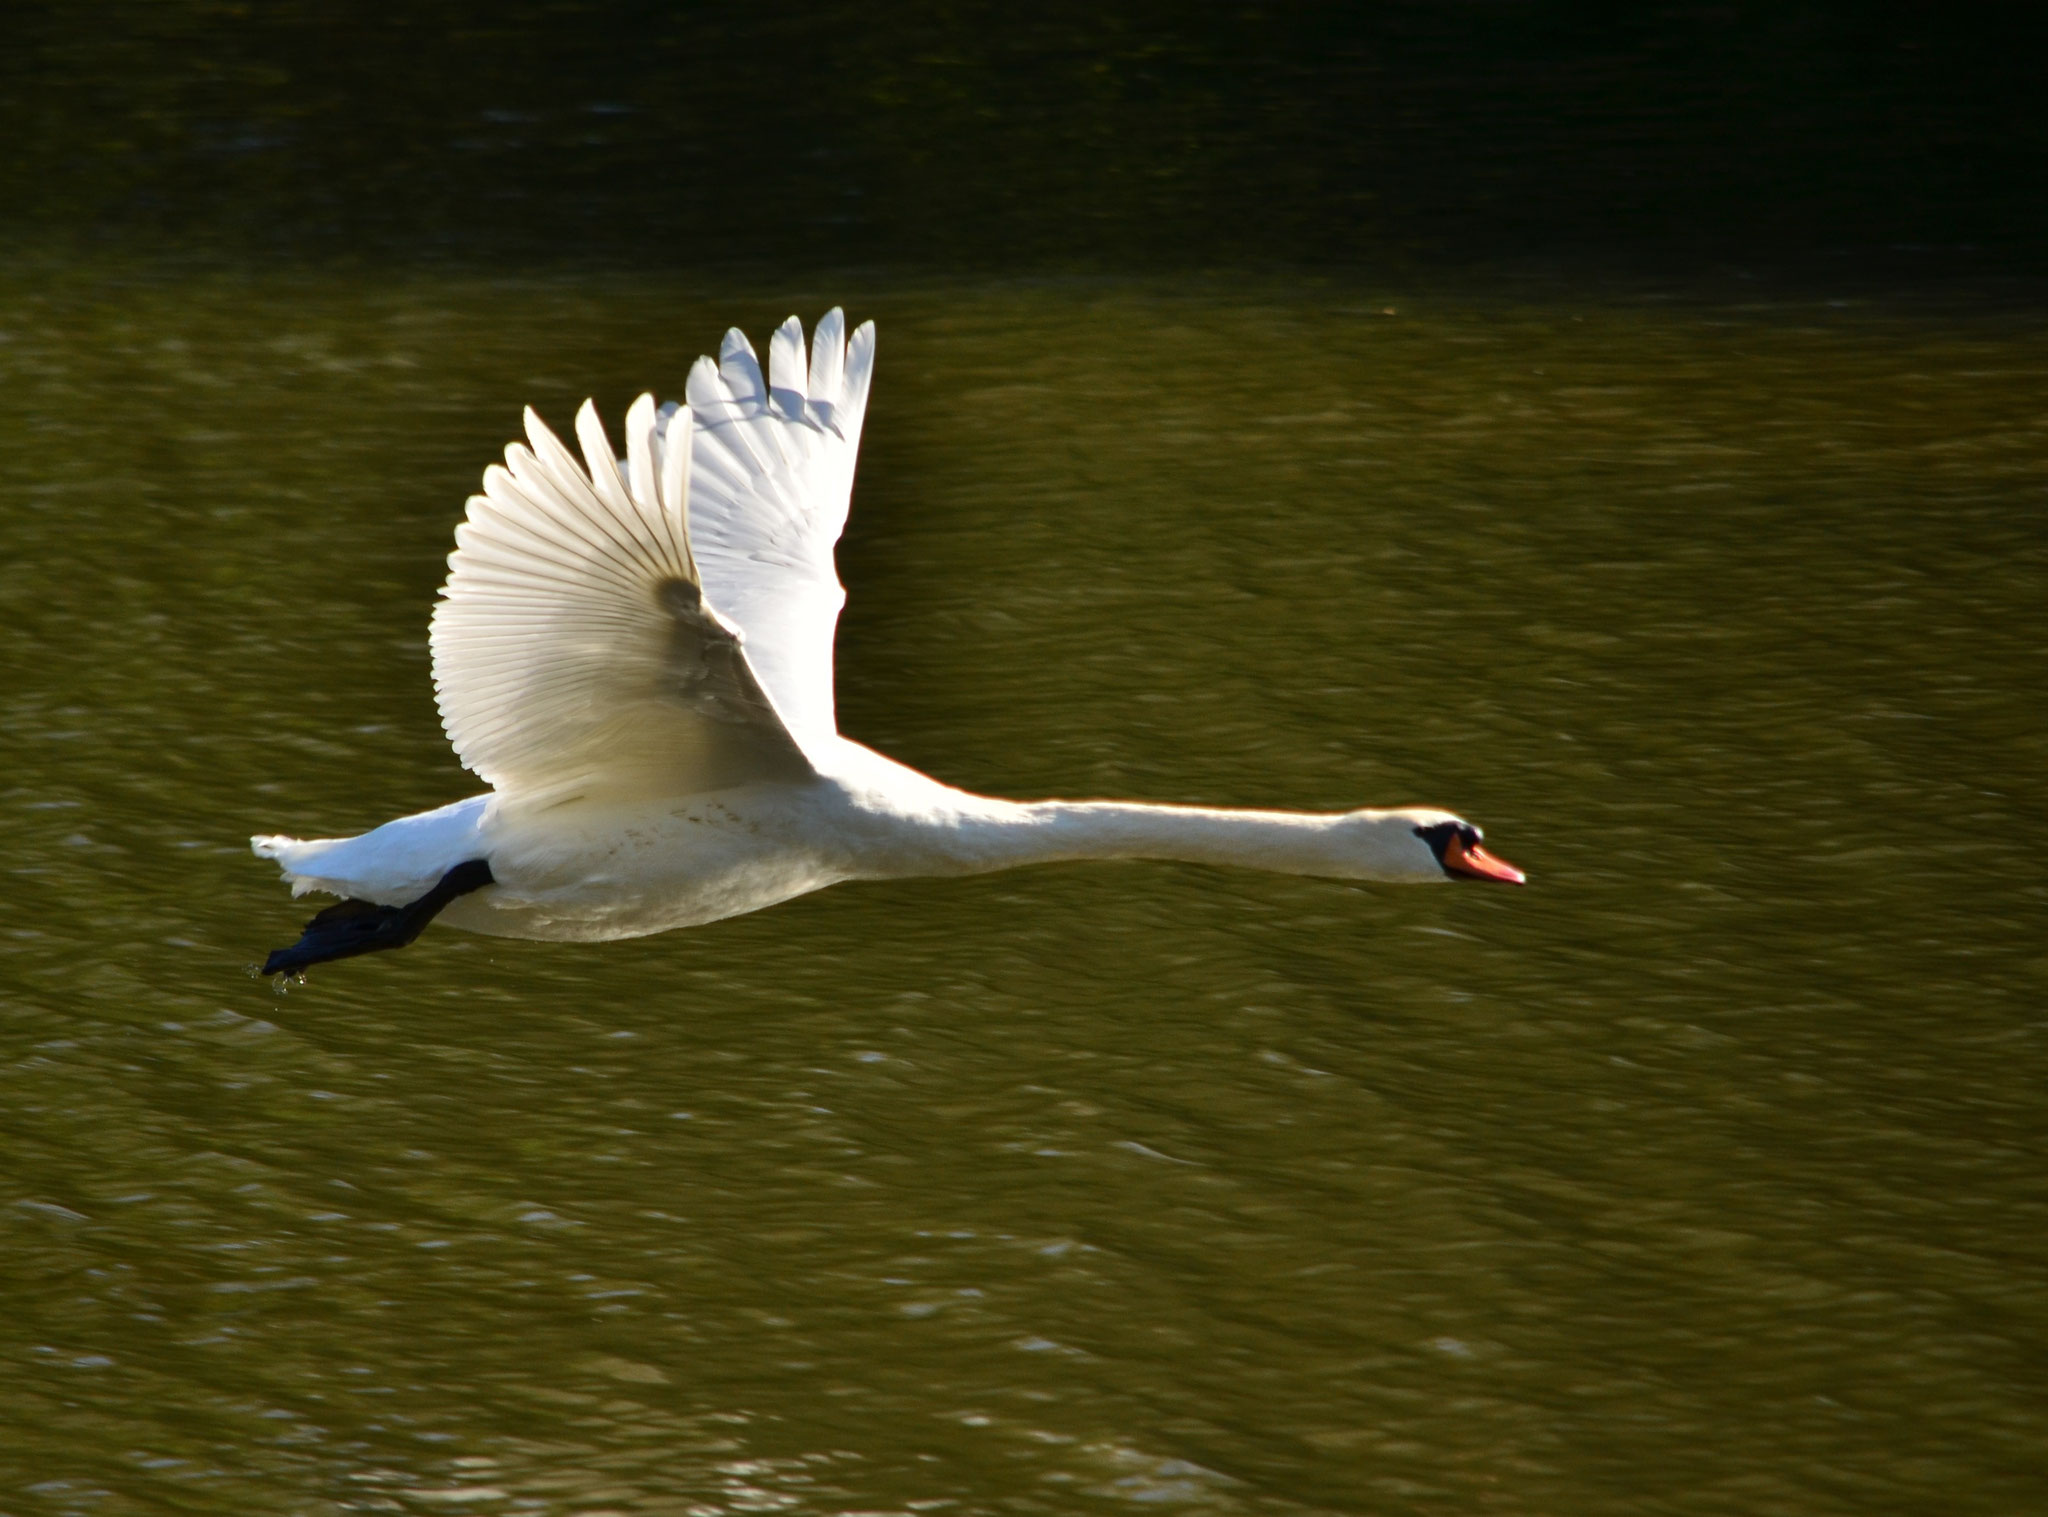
6,3,2045,271
1,265,2044,1513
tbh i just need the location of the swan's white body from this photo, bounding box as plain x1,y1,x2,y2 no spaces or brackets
254,311,1519,959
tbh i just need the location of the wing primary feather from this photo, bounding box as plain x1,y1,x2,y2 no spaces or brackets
621,391,695,585
768,316,807,420
809,307,845,411
718,329,767,411
659,405,698,582
574,400,639,526
623,393,659,509
757,321,808,471
839,320,877,440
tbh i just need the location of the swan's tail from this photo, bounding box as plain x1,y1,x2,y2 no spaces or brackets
251,832,353,897
250,794,493,905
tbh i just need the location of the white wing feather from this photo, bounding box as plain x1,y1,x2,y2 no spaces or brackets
680,310,877,752
430,398,811,800
429,310,872,799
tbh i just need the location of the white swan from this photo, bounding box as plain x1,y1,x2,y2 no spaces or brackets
253,310,1522,975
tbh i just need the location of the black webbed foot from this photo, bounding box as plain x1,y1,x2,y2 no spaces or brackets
262,859,494,976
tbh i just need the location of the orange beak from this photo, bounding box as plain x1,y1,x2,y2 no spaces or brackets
1443,834,1526,885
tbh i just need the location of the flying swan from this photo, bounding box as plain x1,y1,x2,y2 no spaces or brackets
254,311,1522,976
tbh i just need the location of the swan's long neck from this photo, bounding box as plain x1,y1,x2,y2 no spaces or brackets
880,796,1427,883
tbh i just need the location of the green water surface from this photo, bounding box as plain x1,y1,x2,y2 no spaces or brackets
1,267,2044,1514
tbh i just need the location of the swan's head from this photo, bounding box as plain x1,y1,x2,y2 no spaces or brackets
1371,810,1525,884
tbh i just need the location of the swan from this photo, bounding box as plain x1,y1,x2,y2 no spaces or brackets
253,310,1522,976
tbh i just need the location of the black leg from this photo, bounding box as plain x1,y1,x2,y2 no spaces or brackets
262,859,495,976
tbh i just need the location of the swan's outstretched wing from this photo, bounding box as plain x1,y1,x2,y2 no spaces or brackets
430,398,812,800
680,310,877,754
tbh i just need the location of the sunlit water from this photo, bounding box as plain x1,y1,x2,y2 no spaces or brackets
2,264,2043,1514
